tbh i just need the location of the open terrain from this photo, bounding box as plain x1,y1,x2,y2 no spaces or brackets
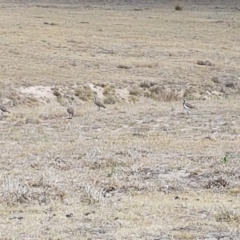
0,1,240,239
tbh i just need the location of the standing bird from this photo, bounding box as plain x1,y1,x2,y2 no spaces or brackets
94,97,106,111
67,105,74,119
183,99,195,114
0,104,10,118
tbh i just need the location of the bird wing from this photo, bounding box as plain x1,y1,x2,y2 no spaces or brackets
67,107,74,114
185,102,195,109
97,100,106,108
0,105,9,112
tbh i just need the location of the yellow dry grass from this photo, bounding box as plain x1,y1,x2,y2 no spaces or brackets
0,1,240,239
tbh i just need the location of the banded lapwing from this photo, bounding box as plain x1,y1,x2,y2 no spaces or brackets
183,99,195,114
94,97,106,111
67,104,74,119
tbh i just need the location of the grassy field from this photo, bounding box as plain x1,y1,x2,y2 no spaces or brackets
0,1,240,239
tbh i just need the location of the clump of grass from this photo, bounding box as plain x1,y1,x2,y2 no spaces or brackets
135,62,159,68
174,2,183,11
102,85,117,104
0,175,65,206
215,210,240,223
197,60,214,66
129,88,141,96
205,176,228,189
211,76,220,84
52,87,63,104
128,95,138,103
140,81,150,88
95,83,106,88
103,85,115,96
159,89,179,101
83,184,106,204
117,64,132,69
24,97,39,107
222,152,230,164
145,85,179,101
25,117,40,124
104,95,117,104
74,85,93,101
139,81,156,89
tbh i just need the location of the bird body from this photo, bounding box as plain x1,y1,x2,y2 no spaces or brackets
183,99,195,114
67,106,74,119
0,105,10,118
0,105,10,113
94,97,106,110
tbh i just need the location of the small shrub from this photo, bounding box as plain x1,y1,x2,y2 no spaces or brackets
135,62,159,68
103,85,115,96
140,81,150,88
145,86,179,101
129,88,140,96
175,3,183,11
117,64,132,69
104,95,117,104
0,175,65,206
74,85,93,101
25,117,40,124
205,176,228,189
95,83,106,88
197,60,214,66
222,152,230,164
128,95,138,103
211,76,220,84
215,210,240,223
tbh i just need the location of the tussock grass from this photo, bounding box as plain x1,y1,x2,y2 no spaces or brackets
174,2,183,11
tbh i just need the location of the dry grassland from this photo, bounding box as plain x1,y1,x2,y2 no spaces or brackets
0,1,240,239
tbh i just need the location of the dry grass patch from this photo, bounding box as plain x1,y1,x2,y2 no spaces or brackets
174,3,183,11
117,64,132,70
0,2,240,239
74,85,93,101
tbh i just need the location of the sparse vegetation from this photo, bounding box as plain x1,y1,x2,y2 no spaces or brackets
129,88,141,96
103,95,117,104
197,60,214,66
117,64,132,69
0,1,240,239
74,85,93,101
146,85,180,101
215,210,240,223
222,152,230,164
103,85,115,96
174,2,183,11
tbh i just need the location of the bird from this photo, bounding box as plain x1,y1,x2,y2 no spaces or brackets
67,106,74,119
183,99,195,114
94,97,106,111
0,104,10,117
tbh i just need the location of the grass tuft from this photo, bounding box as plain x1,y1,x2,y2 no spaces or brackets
174,2,183,11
